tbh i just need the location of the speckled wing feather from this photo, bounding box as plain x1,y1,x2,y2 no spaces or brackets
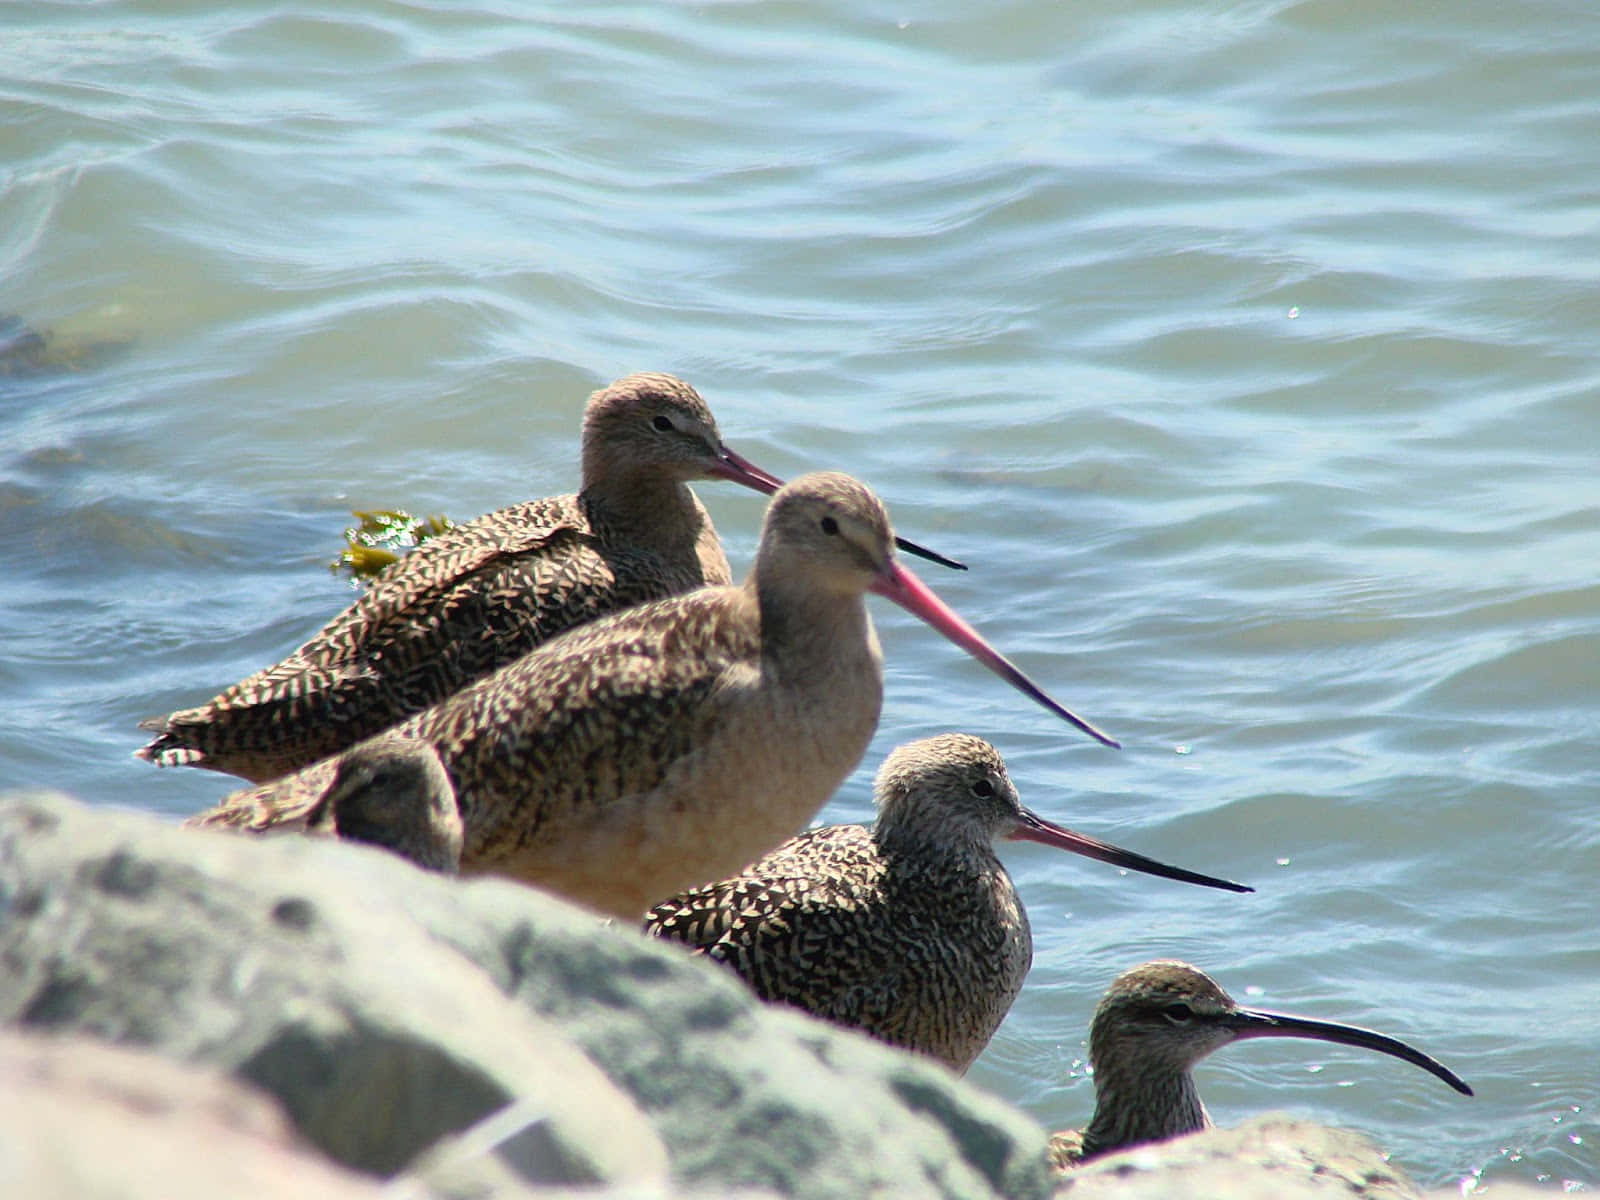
646,823,1029,1069
647,825,883,942
646,826,910,1024
141,494,714,782
189,756,341,833
191,585,760,870
404,586,756,858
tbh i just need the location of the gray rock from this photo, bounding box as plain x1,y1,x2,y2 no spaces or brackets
0,1023,750,1200
0,1026,381,1200
0,790,1051,1200
434,892,1051,1200
397,1100,781,1200
0,791,667,1187
1054,1114,1421,1199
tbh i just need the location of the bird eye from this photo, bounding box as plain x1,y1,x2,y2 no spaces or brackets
820,516,839,535
1162,1002,1193,1024
971,779,995,798
651,414,675,432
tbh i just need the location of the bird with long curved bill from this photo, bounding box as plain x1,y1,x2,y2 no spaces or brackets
646,735,1245,1072
190,476,1117,920
1049,959,1473,1170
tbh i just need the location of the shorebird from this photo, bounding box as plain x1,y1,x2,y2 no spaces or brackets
1047,960,1473,1171
190,472,1117,919
136,372,961,784
644,735,1249,1072
303,736,462,873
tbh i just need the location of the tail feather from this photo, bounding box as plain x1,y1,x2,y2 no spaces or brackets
185,758,339,833
133,739,208,770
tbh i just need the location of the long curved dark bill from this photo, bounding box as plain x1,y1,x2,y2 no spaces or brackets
711,445,967,571
1224,1008,1474,1097
868,559,1121,748
1006,807,1250,893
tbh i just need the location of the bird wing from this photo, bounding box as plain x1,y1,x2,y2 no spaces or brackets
186,756,340,832
187,585,756,841
222,496,593,696
644,826,903,1019
413,586,759,846
138,497,611,769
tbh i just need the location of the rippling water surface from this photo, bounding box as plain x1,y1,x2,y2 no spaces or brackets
4,1,1596,1190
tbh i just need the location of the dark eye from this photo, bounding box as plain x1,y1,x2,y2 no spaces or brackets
1163,1003,1193,1024
651,414,674,432
820,516,839,535
972,779,995,798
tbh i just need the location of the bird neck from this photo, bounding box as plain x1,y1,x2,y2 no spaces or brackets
748,572,877,679
1079,1056,1210,1160
581,474,709,546
873,806,997,866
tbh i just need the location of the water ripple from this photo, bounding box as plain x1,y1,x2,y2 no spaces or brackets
4,1,1597,1188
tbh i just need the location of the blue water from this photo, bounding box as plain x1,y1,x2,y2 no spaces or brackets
4,2,1596,1190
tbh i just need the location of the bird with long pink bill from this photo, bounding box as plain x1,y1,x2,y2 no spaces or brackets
137,372,962,784
189,472,1116,919
1048,960,1472,1172
645,734,1243,1073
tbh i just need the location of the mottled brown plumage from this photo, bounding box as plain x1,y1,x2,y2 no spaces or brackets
189,473,1115,920
303,736,462,873
645,736,1249,1072
1047,960,1473,1171
136,373,787,783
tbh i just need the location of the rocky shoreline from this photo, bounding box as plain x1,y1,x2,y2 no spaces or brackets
0,791,1545,1199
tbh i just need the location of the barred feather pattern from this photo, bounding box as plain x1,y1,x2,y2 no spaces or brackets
190,584,763,844
189,473,895,923
139,492,726,782
644,737,1034,1075
138,373,742,783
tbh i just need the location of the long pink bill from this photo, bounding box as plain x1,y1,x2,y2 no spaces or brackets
1221,1008,1473,1096
1006,808,1250,893
708,444,789,494
868,559,1121,749
711,446,968,572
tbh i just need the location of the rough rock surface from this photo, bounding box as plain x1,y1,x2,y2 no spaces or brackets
1054,1114,1421,1198
0,790,1050,1200
0,791,664,1187
0,1027,382,1200
1054,1116,1569,1199
0,791,1553,1200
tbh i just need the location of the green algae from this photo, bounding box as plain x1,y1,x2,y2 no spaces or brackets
332,509,455,582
